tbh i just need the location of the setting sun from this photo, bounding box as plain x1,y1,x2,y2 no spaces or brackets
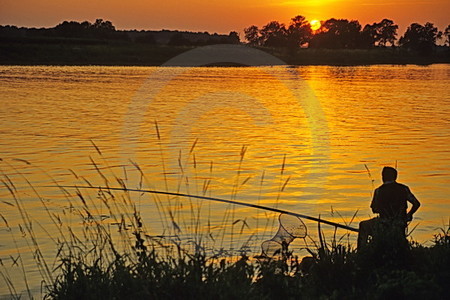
310,19,321,31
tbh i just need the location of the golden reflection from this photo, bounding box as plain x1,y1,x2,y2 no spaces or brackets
139,67,315,196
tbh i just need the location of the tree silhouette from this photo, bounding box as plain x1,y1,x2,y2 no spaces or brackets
54,21,92,38
310,18,362,49
244,25,260,45
91,19,116,38
53,19,120,40
361,23,378,48
361,19,398,48
228,31,240,44
444,25,450,47
244,25,261,45
376,19,398,47
260,21,287,47
399,22,442,55
92,19,115,31
286,15,312,49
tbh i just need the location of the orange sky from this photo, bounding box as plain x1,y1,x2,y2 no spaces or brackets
1,0,449,34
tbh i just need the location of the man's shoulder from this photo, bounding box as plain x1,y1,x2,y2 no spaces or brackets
395,182,410,190
378,182,410,192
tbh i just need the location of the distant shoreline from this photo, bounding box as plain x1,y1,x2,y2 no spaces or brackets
1,43,449,66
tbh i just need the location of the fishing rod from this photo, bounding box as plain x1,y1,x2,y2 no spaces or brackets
52,185,359,232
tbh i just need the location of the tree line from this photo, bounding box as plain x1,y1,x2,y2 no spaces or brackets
244,16,450,55
0,19,240,46
1,17,449,55
0,19,126,41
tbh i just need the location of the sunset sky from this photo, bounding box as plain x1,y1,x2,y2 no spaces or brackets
1,0,449,34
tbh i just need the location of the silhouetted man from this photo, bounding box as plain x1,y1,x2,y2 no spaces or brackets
358,167,421,249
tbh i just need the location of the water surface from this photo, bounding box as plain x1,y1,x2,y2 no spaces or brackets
0,64,449,297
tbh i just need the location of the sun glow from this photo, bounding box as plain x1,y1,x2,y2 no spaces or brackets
310,19,321,31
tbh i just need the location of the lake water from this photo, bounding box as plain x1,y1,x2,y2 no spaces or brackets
0,64,449,297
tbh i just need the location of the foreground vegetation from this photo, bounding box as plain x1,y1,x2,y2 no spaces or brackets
44,224,450,300
2,178,449,299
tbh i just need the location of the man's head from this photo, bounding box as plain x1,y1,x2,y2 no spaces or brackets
382,166,398,183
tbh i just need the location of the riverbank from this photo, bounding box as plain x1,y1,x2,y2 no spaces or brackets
45,228,450,299
1,41,449,66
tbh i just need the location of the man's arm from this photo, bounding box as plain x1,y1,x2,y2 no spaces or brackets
405,186,420,221
370,188,380,214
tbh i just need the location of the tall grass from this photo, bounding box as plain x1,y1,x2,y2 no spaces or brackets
0,153,449,299
0,142,289,298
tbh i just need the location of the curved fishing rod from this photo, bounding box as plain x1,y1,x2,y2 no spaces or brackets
52,185,359,232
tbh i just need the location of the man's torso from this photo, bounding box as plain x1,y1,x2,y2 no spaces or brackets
372,182,409,220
